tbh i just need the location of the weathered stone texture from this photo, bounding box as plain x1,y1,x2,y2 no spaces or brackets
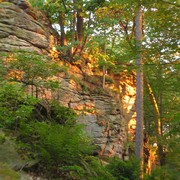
51,68,136,158
0,0,54,54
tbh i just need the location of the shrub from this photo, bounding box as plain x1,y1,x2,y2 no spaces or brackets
35,122,93,166
84,156,116,180
19,121,94,178
0,81,38,129
145,166,180,180
106,157,140,180
50,101,77,125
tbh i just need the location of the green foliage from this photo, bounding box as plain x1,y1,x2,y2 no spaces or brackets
50,101,77,124
59,165,86,179
59,156,115,180
145,166,180,180
28,0,45,8
15,104,117,179
164,114,180,178
0,80,117,179
0,81,38,129
0,79,113,179
85,156,116,180
0,132,6,144
106,157,141,180
2,52,59,91
34,122,93,166
0,163,20,179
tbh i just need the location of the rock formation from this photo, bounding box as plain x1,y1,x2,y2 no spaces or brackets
0,0,136,158
49,64,136,158
0,0,55,54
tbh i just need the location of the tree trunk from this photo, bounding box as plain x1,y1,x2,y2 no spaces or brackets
69,0,77,56
144,79,165,166
71,12,76,56
102,33,106,89
79,12,91,55
59,13,67,46
135,1,144,179
102,65,106,88
76,9,84,44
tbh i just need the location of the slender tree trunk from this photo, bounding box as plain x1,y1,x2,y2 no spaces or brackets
59,13,67,46
69,0,77,56
71,0,85,57
36,86,38,99
158,65,163,136
102,31,106,89
102,65,106,88
159,92,163,135
135,1,144,179
77,10,84,43
145,80,161,135
145,79,165,166
79,12,91,55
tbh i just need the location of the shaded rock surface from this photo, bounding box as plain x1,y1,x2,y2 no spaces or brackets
0,131,25,169
0,0,55,54
0,129,47,179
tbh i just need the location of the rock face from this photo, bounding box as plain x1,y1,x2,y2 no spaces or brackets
50,65,136,158
0,0,136,158
0,0,55,54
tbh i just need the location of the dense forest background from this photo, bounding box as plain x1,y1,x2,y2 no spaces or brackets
0,0,179,179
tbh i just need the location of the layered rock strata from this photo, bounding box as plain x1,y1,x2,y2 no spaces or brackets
0,0,55,54
50,66,136,158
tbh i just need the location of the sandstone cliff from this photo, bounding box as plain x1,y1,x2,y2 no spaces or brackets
0,0,136,158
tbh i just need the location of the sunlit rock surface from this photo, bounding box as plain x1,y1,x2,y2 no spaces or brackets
51,66,136,158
